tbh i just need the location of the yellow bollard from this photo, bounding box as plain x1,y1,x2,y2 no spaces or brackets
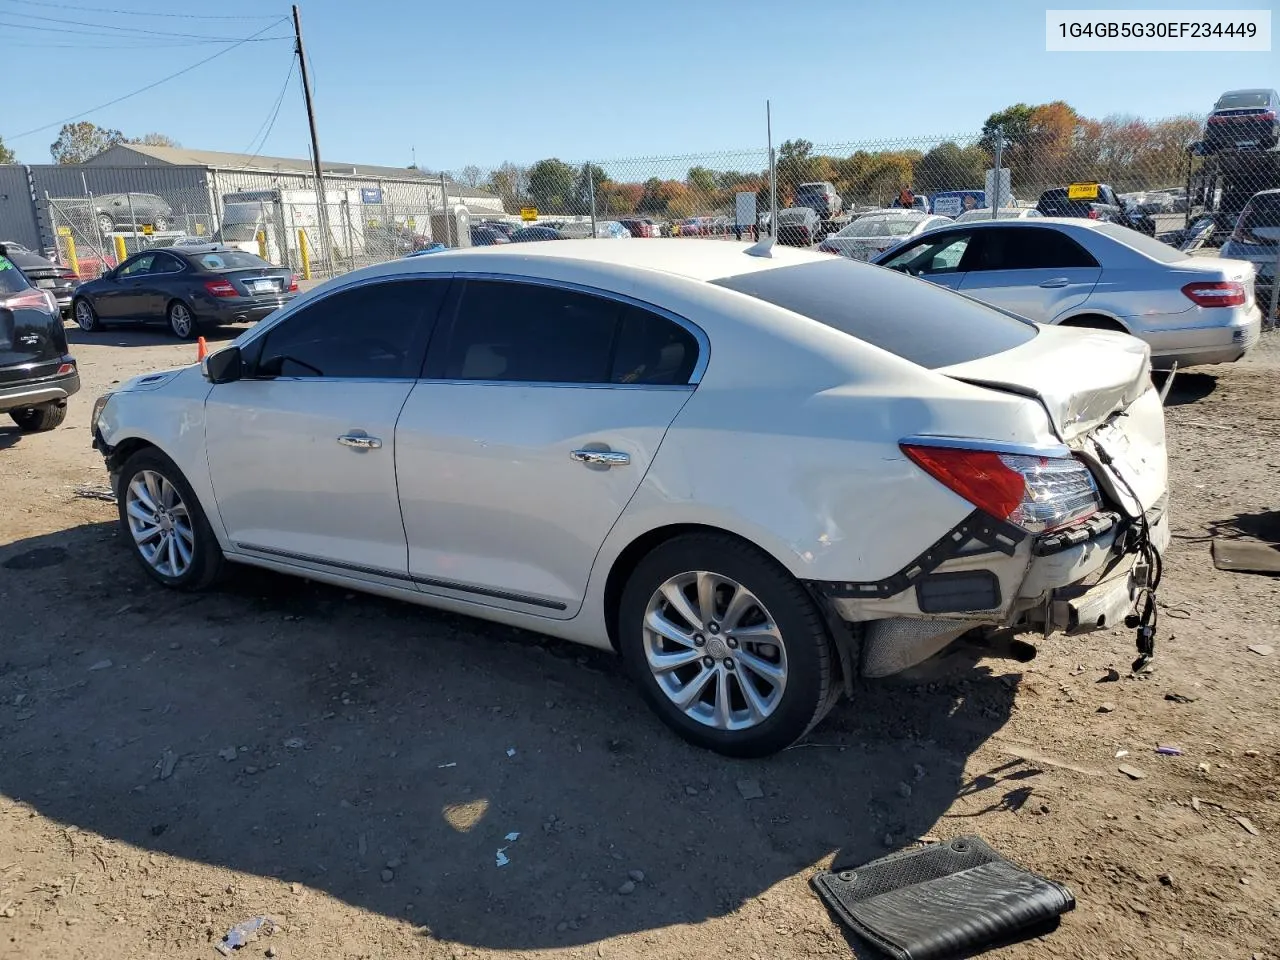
65,235,80,278
112,234,126,265
297,229,311,280
256,230,268,261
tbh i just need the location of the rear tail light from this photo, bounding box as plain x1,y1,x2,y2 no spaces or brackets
204,279,238,298
288,274,299,292
901,443,1100,534
56,362,75,376
1182,281,1246,308
1261,110,1277,121
1086,208,1100,220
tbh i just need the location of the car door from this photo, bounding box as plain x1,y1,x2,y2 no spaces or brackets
135,251,186,320
395,278,703,617
957,226,1101,322
204,277,446,581
876,229,974,293
95,253,156,320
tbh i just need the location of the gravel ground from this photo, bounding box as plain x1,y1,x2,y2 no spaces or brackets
1,321,1277,960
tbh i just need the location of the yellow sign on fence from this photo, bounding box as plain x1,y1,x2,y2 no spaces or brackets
56,226,71,237
1067,182,1100,200
520,207,538,222
142,224,154,235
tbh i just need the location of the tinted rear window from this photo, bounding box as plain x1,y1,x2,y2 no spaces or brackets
1216,91,1270,109
1241,193,1280,227
1091,222,1187,263
712,259,1037,370
191,251,270,270
0,255,32,295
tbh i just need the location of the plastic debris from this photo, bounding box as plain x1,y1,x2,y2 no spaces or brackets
88,659,113,672
215,916,276,955
1098,668,1121,683
157,750,177,780
1115,749,1129,758
1156,745,1182,756
496,830,520,866
504,832,520,842
737,779,764,800
495,849,510,867
506,747,517,758
1164,693,1197,703
437,762,457,769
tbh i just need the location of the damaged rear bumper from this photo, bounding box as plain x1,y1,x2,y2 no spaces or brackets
807,503,1168,677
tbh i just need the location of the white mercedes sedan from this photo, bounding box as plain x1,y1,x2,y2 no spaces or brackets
92,240,1170,757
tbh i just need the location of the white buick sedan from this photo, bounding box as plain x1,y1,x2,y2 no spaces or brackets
92,240,1170,757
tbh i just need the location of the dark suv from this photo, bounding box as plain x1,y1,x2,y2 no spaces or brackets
793,181,843,220
1204,88,1280,153
0,250,79,432
1036,184,1156,235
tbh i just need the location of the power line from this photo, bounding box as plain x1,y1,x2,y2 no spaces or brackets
7,18,291,141
0,0,283,19
0,14,288,41
5,38,288,49
234,55,298,168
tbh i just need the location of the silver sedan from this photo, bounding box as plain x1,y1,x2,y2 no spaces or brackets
818,210,952,261
873,218,1261,368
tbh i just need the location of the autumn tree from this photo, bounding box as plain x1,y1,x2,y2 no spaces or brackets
130,133,179,148
459,164,482,188
486,162,531,213
50,122,125,164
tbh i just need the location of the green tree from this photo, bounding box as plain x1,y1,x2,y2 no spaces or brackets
130,133,179,148
914,141,989,192
686,165,717,195
573,163,609,214
0,136,14,164
637,177,666,215
485,162,531,213
49,122,126,163
526,158,576,213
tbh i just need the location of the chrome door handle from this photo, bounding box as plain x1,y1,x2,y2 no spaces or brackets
338,434,382,450
1038,277,1070,288
570,449,630,467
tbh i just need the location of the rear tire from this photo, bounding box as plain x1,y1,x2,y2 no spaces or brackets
10,402,67,432
116,448,224,590
618,532,839,757
167,300,196,340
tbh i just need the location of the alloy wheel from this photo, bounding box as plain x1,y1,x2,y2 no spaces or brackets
125,469,195,578
169,303,192,338
74,300,96,330
642,570,788,731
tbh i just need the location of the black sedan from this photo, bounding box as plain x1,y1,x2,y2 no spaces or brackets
0,241,78,316
72,244,296,340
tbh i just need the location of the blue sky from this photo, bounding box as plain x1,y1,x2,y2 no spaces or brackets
2,0,1274,171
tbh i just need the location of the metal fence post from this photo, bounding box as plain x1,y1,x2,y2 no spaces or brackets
1268,246,1280,332
126,193,138,250
992,125,1003,219
439,173,451,245
587,162,597,237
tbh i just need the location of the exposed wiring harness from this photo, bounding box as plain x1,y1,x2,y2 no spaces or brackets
1092,440,1163,672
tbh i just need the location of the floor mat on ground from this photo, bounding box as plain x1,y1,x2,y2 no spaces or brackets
811,835,1074,960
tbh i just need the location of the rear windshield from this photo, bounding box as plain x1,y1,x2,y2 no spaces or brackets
1092,222,1187,263
218,224,260,242
712,259,1037,370
0,255,32,294
192,251,270,270
837,217,919,238
1216,91,1270,110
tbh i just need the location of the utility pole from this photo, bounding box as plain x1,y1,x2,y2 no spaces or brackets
292,4,333,274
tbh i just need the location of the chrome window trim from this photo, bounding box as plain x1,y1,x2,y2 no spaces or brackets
900,434,1073,459
239,268,711,387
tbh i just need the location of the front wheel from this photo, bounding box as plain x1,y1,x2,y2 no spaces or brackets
73,297,100,332
97,214,114,236
10,402,67,432
618,532,840,757
167,300,196,340
117,448,224,590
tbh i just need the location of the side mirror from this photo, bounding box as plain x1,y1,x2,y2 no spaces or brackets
202,345,242,384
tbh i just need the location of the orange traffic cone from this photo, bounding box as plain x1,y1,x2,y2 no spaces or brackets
196,336,208,362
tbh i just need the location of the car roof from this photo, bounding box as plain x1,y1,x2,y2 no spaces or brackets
345,237,838,285
937,217,1104,232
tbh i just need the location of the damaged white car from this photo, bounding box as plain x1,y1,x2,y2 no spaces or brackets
91,240,1169,757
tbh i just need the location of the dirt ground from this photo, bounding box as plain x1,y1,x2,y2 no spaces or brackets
1,320,1277,960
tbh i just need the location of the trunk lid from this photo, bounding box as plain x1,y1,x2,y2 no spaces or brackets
939,324,1167,515
219,268,293,298
0,290,68,383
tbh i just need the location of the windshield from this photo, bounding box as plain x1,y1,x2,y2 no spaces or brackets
218,223,260,242
836,217,918,238
712,258,1036,369
194,251,271,270
1216,91,1270,110
1092,222,1187,262
0,255,33,294
956,209,1027,222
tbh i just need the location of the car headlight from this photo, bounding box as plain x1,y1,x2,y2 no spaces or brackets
90,392,114,437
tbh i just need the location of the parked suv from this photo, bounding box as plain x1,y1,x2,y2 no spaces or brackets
0,241,78,316
1036,184,1156,235
793,181,842,220
0,251,79,432
1204,88,1280,153
92,193,174,236
1221,189,1280,310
